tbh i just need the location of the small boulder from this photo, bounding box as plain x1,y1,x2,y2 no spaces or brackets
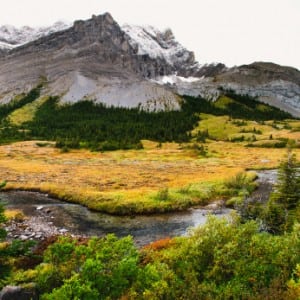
0,285,37,300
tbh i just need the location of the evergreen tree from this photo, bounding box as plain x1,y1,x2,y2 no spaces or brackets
264,149,300,233
0,181,7,241
272,150,300,210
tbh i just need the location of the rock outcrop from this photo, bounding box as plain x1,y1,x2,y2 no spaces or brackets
0,285,37,300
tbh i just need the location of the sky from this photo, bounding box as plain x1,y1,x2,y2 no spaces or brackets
0,0,299,70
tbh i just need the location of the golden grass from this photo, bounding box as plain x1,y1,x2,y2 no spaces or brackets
0,116,298,214
0,133,299,214
193,114,300,143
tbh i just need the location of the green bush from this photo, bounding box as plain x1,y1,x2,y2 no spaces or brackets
156,188,169,201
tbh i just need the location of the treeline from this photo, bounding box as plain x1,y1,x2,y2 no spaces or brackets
0,86,295,150
25,97,199,150
221,89,292,120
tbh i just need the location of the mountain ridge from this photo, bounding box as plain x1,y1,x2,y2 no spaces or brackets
0,12,299,116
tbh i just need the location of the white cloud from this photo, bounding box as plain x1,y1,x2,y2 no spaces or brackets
0,0,299,69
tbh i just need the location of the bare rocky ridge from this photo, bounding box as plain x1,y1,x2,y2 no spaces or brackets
158,62,300,117
0,13,299,115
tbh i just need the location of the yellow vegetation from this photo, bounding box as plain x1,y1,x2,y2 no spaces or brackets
193,114,300,143
4,209,25,221
0,129,299,214
0,115,298,214
8,96,49,126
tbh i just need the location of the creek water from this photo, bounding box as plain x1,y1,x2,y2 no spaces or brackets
0,191,231,246
0,170,276,246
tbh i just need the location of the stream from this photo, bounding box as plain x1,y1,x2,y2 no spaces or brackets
0,170,276,246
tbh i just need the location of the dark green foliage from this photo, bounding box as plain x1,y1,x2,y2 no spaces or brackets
9,217,300,299
23,97,199,150
263,150,300,233
192,143,208,156
0,87,296,150
0,202,7,242
246,140,288,148
232,120,247,126
195,129,209,142
237,199,264,222
0,181,7,242
272,150,299,210
240,127,262,134
36,235,139,299
230,135,245,142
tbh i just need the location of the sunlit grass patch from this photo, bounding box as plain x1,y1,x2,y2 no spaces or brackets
4,209,25,221
8,96,49,126
193,114,298,146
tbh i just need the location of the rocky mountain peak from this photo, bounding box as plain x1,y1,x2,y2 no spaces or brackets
0,13,299,116
122,23,198,77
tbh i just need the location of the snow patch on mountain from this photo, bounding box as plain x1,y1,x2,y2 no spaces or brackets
0,41,13,50
122,24,197,68
0,21,71,49
153,75,202,85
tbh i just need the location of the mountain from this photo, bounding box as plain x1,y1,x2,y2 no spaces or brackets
0,12,299,116
0,13,201,111
157,62,300,117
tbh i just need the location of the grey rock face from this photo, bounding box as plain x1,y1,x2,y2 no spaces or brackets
122,24,199,77
0,285,37,300
166,62,300,117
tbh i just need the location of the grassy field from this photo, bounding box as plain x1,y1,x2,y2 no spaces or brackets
1,90,299,215
194,114,300,142
8,96,49,126
0,118,299,214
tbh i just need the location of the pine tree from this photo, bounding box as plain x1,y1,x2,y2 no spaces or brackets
0,181,7,241
272,149,299,210
264,149,300,233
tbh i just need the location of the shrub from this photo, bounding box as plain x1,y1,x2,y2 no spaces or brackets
225,172,248,190
156,188,169,201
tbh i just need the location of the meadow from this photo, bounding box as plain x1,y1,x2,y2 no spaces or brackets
0,126,298,214
0,88,299,214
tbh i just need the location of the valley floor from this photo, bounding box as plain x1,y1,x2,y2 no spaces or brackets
0,139,298,214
